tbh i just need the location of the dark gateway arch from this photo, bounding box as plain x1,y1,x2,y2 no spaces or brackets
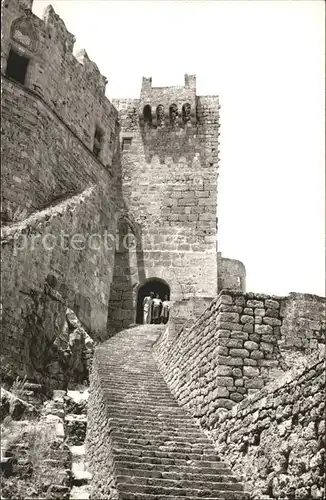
136,278,170,324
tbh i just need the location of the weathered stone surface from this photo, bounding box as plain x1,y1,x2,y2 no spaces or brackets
215,376,234,387
210,359,325,500
243,323,254,333
0,389,38,421
215,365,233,376
247,300,264,308
255,324,274,334
240,315,255,324
229,348,249,358
244,341,258,350
263,316,282,326
243,366,260,377
265,299,280,309
155,290,325,422
251,350,264,360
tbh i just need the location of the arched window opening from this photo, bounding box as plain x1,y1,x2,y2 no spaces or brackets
136,278,170,324
156,104,164,127
143,105,152,125
169,104,178,126
182,103,191,123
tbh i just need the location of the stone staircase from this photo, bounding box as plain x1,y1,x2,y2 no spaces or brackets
91,325,250,499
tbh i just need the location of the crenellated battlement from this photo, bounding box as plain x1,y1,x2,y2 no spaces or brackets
139,74,197,128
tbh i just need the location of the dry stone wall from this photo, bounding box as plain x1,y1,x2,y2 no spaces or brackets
154,290,325,428
280,293,326,366
86,357,118,500
210,357,325,500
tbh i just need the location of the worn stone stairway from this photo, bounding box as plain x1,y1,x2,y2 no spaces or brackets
91,325,249,499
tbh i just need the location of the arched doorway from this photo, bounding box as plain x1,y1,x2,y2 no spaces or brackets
136,278,170,324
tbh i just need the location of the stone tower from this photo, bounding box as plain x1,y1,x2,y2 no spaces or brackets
1,0,245,366
108,75,231,331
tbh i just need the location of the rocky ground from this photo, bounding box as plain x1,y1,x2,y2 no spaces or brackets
0,382,91,499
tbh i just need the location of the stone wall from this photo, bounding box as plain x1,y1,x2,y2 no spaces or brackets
1,0,119,223
153,290,325,426
217,254,246,292
1,0,124,383
86,356,118,500
1,186,115,386
210,357,325,500
110,78,221,330
280,292,326,366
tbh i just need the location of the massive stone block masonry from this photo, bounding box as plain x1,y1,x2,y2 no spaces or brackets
1,0,245,383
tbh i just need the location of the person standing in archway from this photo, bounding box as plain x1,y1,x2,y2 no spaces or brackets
152,293,162,324
161,295,170,324
143,291,154,324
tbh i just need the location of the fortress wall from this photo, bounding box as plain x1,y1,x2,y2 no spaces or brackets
1,186,118,383
1,0,119,221
110,84,220,330
154,290,325,426
1,0,123,382
211,358,325,500
217,256,246,292
86,356,118,500
280,292,326,365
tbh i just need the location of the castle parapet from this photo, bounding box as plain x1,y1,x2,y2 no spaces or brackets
1,0,117,157
139,74,197,128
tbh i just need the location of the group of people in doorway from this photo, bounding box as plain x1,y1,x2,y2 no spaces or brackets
143,292,170,325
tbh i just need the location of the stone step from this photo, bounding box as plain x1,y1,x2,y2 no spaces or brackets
101,385,177,394
109,415,199,426
90,326,247,498
116,467,235,481
70,485,90,499
113,442,215,456
106,408,191,419
69,445,85,457
114,455,223,468
100,385,174,394
117,475,240,489
120,494,249,500
110,426,206,438
117,469,238,484
104,401,182,411
115,460,229,473
71,460,92,485
111,431,211,445
113,447,220,462
118,483,245,498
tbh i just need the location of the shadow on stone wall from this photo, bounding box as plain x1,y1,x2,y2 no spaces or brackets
1,275,94,391
107,214,146,336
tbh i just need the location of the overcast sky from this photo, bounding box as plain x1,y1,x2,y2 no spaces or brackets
33,0,325,297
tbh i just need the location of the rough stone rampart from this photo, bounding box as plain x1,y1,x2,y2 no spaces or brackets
1,0,119,222
86,357,118,500
280,292,326,366
1,186,117,384
217,255,246,292
210,358,325,500
154,290,325,426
